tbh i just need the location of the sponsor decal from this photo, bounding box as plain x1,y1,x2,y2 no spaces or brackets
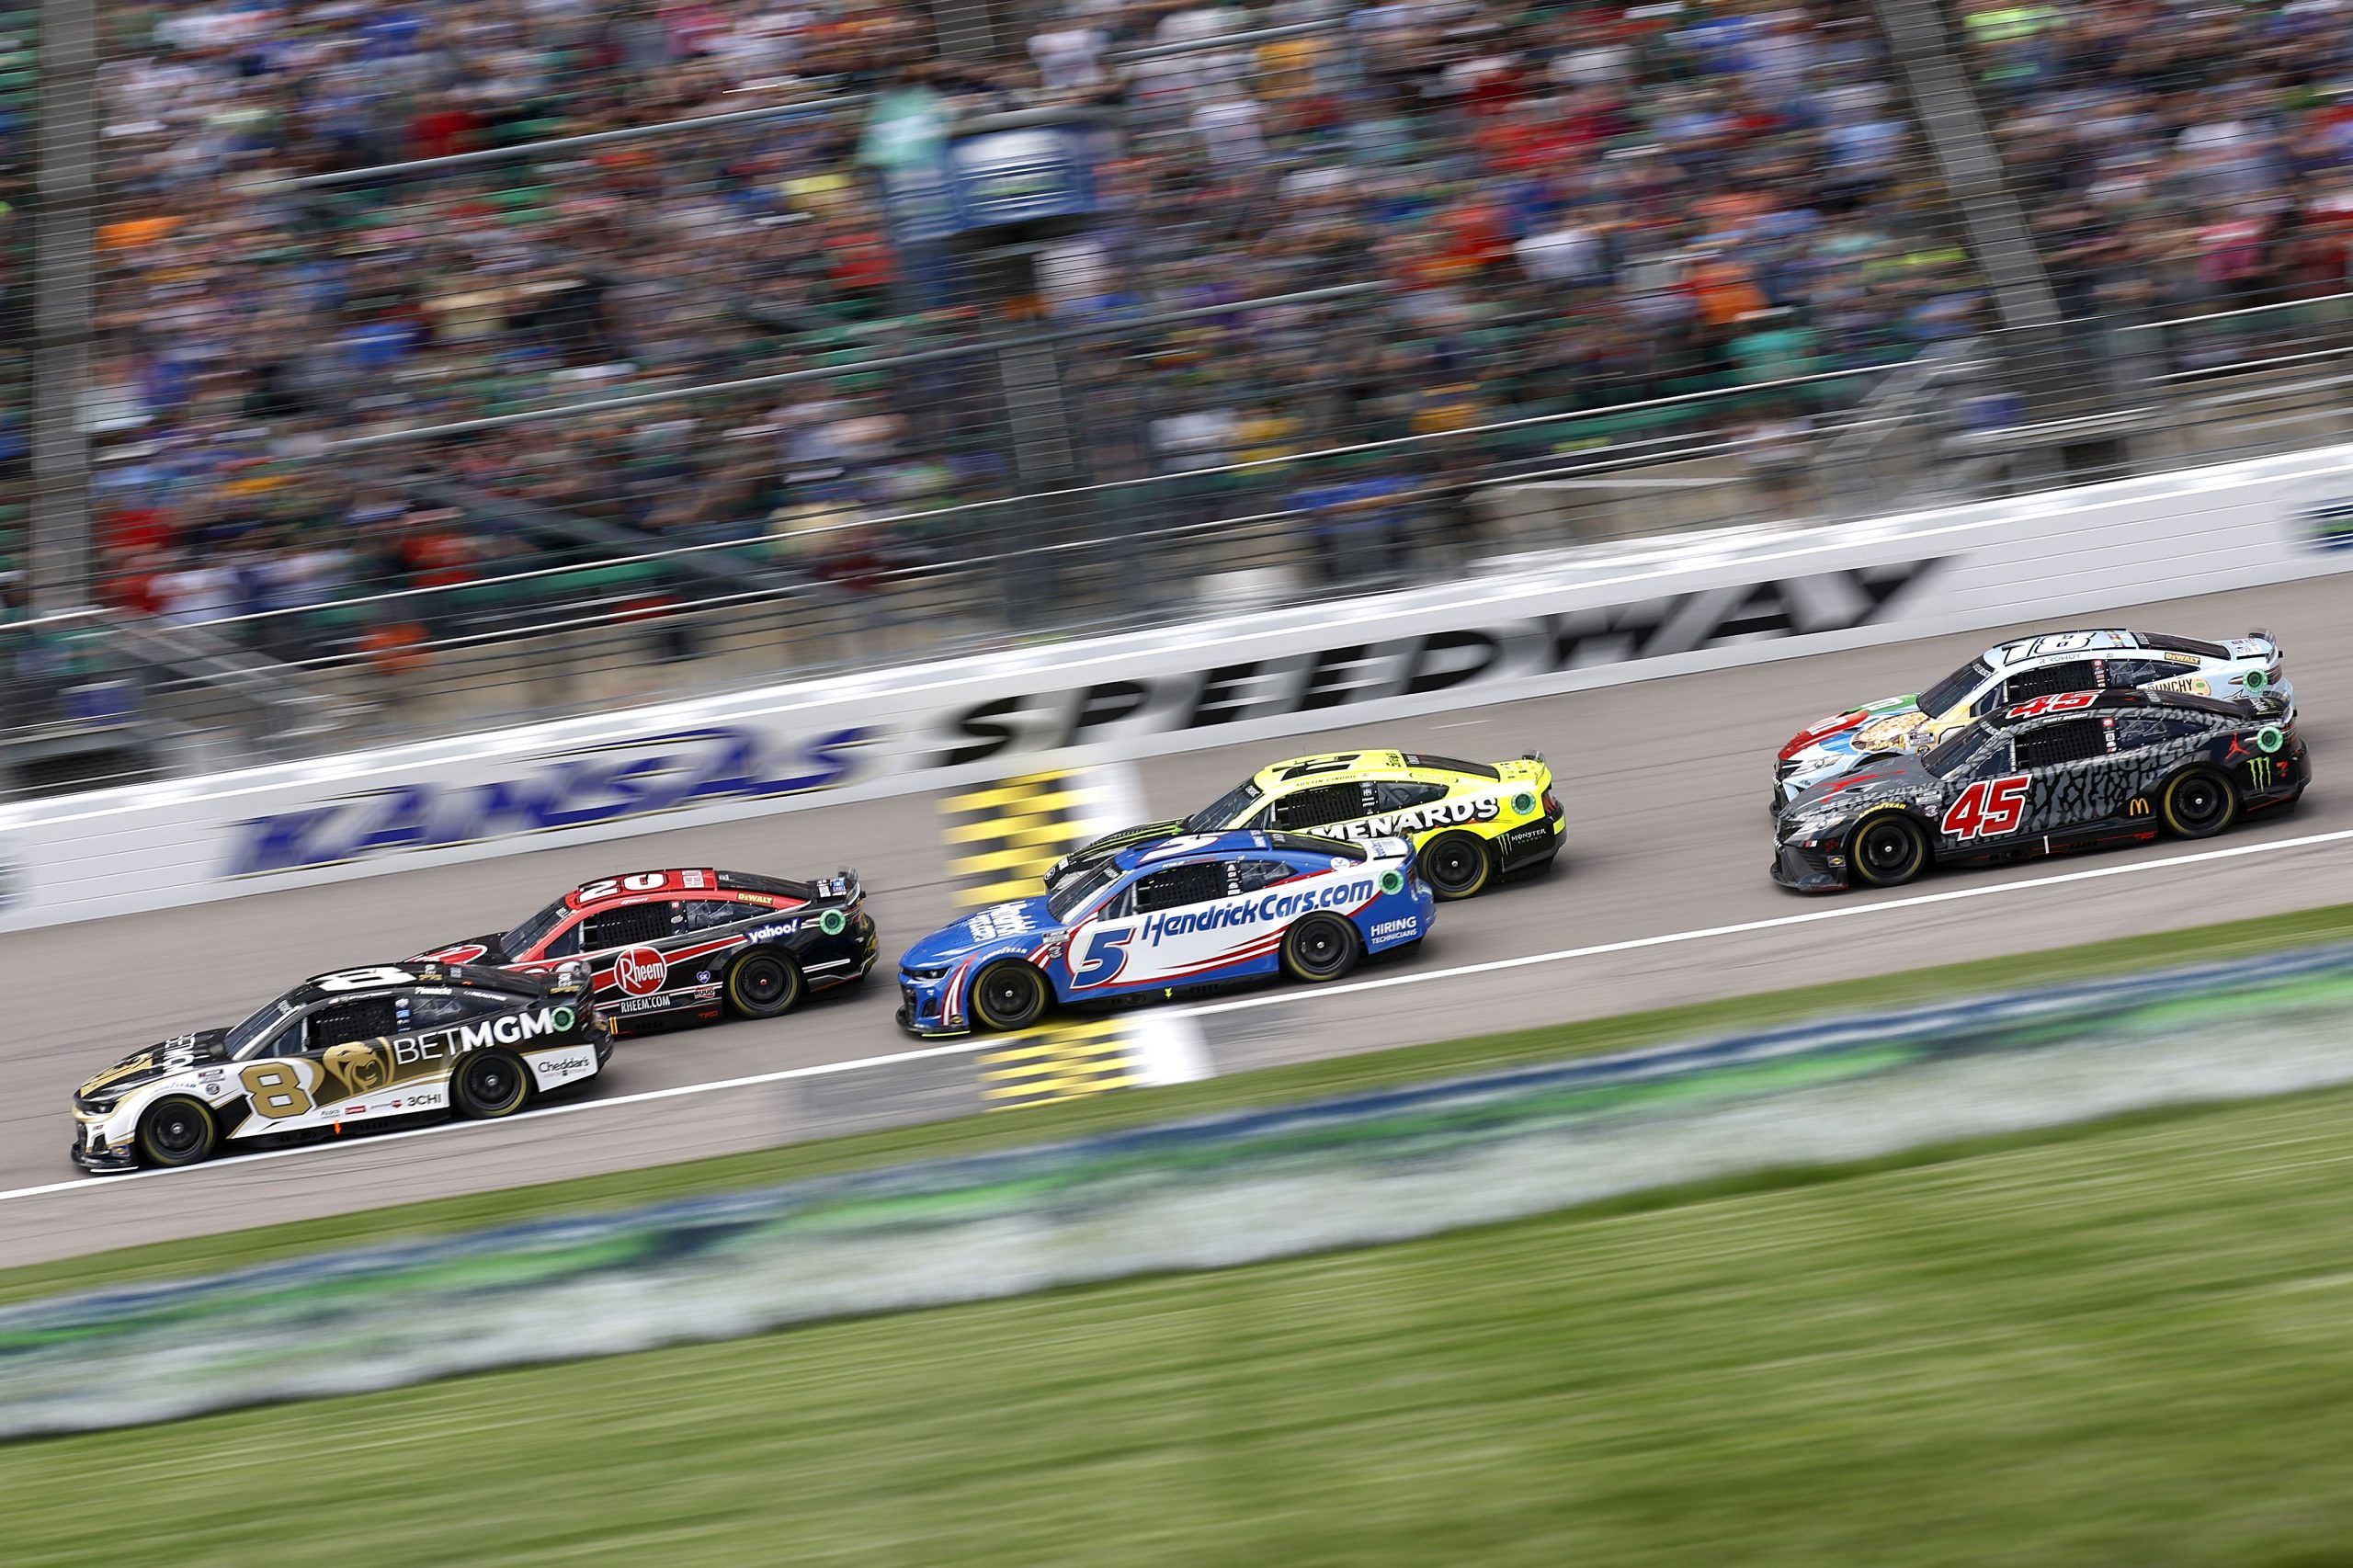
618,996,669,1013
613,948,668,997
389,1006,568,1067
323,1040,395,1096
747,923,798,943
224,726,873,878
2129,797,2152,816
1326,796,1502,842
964,904,1036,942
1369,916,1421,942
1140,878,1376,942
2148,675,2211,697
936,560,1952,765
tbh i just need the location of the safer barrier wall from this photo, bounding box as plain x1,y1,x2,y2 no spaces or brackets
7,940,2353,1438
6,443,2353,930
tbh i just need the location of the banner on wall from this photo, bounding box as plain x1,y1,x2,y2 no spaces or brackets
6,443,2353,931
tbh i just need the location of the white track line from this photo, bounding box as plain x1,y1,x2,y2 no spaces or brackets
8,824,2351,1207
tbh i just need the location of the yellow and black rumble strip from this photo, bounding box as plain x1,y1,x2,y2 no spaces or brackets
938,769,1145,1108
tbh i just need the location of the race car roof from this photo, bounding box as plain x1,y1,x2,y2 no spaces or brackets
1247,751,1503,790
1980,630,2139,667
560,869,818,910
286,961,549,1006
1103,830,1372,871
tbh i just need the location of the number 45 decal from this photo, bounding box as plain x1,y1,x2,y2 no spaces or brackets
1941,776,2031,839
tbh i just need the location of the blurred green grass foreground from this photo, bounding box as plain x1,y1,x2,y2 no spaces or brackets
16,1081,2353,1566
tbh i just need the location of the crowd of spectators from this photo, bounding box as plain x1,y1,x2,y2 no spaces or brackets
57,0,1995,669
1961,0,2353,326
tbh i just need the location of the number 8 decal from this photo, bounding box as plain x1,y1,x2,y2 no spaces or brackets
239,1062,315,1120
1941,776,2031,839
314,966,415,993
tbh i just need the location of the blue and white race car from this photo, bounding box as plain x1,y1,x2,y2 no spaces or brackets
895,830,1434,1036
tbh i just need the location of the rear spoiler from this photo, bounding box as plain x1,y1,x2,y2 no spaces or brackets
813,869,862,905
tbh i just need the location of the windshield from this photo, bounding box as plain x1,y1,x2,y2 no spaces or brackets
1921,726,1984,778
501,896,573,958
1186,779,1263,831
1917,659,1991,720
1048,859,1125,924
225,995,297,1055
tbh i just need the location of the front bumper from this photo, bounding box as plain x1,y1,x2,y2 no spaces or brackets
1768,839,1849,895
896,970,965,1037
69,1118,138,1174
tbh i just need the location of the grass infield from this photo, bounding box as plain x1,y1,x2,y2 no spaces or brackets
6,897,2353,1312
14,1080,2353,1562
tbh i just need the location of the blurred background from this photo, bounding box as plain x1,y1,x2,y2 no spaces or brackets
6,0,2353,794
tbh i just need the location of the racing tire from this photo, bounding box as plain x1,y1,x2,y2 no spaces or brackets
1281,913,1362,983
1421,831,1493,900
2160,766,2238,840
1850,812,1929,889
972,960,1050,1033
724,949,804,1019
136,1096,217,1168
452,1050,530,1119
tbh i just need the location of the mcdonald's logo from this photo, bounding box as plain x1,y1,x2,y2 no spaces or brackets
2128,797,2151,816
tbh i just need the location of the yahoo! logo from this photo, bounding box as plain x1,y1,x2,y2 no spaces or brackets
223,726,873,877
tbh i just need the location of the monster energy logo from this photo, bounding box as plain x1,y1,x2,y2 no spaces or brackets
2247,757,2279,788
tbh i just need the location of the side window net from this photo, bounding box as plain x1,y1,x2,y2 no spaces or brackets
580,902,675,951
2015,719,2111,770
1270,783,1364,832
1133,862,1230,914
2001,662,2099,704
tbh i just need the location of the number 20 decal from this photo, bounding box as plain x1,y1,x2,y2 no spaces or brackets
2006,690,2099,720
1941,776,2031,839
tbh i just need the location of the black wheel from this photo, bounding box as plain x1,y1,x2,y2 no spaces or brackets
1281,913,1362,983
2161,766,2238,839
725,950,805,1019
1421,831,1493,900
1850,812,1928,888
972,960,1049,1032
136,1096,217,1168
452,1050,530,1119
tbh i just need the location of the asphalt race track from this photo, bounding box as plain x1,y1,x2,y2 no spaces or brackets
5,577,2348,1268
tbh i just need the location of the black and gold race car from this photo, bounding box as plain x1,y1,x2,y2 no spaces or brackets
1771,687,2306,893
1046,749,1563,901
70,962,609,1173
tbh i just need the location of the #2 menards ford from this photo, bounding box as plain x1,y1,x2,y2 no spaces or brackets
71,963,608,1172
415,867,878,1032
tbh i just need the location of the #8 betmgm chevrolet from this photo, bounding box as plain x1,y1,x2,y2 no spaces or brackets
1775,629,2291,806
70,963,609,1172
1046,751,1563,902
415,867,877,1032
1771,687,2308,893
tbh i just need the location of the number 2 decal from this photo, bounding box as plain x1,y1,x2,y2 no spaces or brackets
1941,776,2031,839
2006,690,2098,720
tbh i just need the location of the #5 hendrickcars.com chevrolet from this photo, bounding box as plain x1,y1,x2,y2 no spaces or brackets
1045,750,1562,902
900,829,1434,1036
1771,687,2306,894
71,962,609,1172
415,867,877,1033
1776,629,2291,806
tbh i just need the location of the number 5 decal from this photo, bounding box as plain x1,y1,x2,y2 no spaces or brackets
1072,926,1133,989
1941,776,2031,839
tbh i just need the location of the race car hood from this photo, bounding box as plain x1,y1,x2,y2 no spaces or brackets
409,932,511,967
1776,751,1935,829
1779,693,1928,767
1045,820,1187,890
77,1028,232,1101
899,897,1059,970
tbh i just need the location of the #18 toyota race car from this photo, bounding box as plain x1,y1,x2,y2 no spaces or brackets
70,962,608,1172
1771,687,2306,893
415,867,877,1033
898,829,1434,1036
1044,750,1562,901
1776,629,2291,806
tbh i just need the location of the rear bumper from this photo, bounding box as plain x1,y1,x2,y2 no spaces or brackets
1495,803,1566,872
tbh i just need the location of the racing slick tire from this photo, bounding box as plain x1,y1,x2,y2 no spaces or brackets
972,960,1050,1032
136,1096,218,1168
452,1050,531,1119
1281,913,1362,983
1420,831,1493,900
2160,765,2239,840
1850,812,1929,889
724,949,805,1019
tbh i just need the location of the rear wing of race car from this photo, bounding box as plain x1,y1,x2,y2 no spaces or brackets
812,868,863,909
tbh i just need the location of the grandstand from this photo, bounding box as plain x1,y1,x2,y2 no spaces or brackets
4,0,2350,795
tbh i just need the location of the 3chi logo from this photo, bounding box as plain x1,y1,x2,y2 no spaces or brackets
613,947,668,996
323,1040,395,1096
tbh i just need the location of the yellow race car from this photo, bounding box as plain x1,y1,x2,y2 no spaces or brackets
1046,750,1563,900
